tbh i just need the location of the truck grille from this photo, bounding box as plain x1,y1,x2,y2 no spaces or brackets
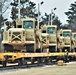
49,36,56,43
42,36,49,44
64,39,71,45
11,32,22,41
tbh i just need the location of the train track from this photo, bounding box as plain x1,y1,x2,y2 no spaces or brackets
0,60,75,72
0,62,54,71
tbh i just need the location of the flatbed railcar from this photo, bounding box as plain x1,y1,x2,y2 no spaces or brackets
0,52,76,67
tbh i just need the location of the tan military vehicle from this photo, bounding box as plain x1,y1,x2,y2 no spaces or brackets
57,29,72,52
41,25,57,52
72,32,76,52
2,18,41,52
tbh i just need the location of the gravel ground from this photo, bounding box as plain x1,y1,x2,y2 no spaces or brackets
0,62,76,75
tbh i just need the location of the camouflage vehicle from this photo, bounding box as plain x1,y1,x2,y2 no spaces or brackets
2,18,41,52
41,25,57,52
57,29,72,52
72,32,76,52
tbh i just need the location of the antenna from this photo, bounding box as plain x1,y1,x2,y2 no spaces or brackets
38,1,44,29
48,14,50,25
38,3,40,29
51,9,53,25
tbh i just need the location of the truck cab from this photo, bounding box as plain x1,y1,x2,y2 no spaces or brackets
41,25,57,52
57,29,72,52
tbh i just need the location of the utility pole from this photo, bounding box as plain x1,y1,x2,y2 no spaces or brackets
48,14,50,25
38,1,44,29
18,0,20,20
51,8,56,25
38,3,40,29
51,9,53,25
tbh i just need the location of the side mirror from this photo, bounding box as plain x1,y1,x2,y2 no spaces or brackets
60,34,62,36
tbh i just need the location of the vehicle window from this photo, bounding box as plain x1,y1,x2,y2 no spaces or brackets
23,21,33,29
63,31,70,37
74,34,76,39
47,27,56,34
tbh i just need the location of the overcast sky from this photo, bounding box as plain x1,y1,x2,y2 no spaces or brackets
31,0,76,24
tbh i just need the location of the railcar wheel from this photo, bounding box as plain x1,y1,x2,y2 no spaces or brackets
18,59,23,66
22,59,27,65
31,58,35,64
37,58,41,66
44,58,49,65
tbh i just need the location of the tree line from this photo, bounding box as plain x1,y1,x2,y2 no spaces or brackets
0,0,76,30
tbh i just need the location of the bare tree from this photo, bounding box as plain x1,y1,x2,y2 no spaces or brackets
0,0,11,28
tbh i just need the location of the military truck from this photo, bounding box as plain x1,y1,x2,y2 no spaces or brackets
57,29,72,52
72,32,76,52
2,18,41,52
41,25,57,52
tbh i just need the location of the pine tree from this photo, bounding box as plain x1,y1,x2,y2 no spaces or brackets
65,1,76,31
10,0,37,20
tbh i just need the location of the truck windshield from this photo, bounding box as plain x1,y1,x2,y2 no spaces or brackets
74,34,76,39
63,31,70,37
23,21,33,29
47,27,56,34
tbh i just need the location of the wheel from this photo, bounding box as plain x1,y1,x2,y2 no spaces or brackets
37,58,41,65
49,46,56,52
26,44,35,52
67,47,70,52
31,58,34,64
18,59,23,66
36,48,41,53
22,59,27,65
57,48,61,52
44,58,48,65
4,44,13,52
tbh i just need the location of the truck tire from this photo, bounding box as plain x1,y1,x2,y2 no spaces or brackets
4,44,13,52
26,44,35,52
49,46,56,52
